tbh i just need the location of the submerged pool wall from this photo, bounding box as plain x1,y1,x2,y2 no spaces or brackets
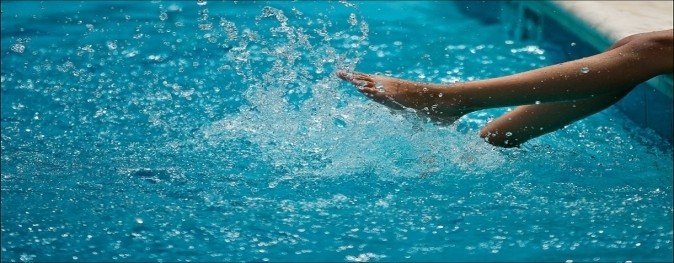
457,1,674,142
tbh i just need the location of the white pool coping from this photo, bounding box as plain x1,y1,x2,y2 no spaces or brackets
553,1,673,42
523,1,673,98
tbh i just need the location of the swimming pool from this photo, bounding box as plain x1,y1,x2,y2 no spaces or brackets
1,1,672,262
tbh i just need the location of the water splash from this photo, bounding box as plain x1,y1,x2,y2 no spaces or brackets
195,3,515,180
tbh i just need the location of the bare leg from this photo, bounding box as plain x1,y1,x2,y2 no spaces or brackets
479,90,629,147
337,29,673,146
479,30,671,147
338,30,671,113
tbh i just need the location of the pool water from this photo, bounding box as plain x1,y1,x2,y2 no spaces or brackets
1,1,672,262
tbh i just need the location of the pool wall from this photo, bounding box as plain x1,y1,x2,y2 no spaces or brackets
457,1,673,142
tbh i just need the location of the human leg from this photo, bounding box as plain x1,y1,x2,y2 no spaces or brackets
477,29,672,147
478,90,630,147
337,29,672,146
337,29,672,118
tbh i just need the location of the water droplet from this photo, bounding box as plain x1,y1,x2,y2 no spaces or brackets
106,41,117,50
333,117,347,128
359,20,369,37
10,44,25,53
147,54,162,61
580,67,590,74
348,13,357,26
199,23,213,31
79,44,95,53
124,50,138,58
375,81,384,90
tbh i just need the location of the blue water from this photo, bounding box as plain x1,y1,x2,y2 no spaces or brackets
1,1,672,262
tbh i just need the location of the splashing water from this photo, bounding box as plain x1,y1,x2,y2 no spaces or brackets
197,3,506,179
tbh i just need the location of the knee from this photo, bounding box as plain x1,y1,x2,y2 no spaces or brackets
609,30,673,73
628,31,671,50
619,30,673,70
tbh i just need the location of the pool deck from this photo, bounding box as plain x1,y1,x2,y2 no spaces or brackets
523,1,673,141
553,1,673,44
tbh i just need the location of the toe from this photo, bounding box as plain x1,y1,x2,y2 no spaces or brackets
351,72,372,81
336,70,350,80
337,71,372,82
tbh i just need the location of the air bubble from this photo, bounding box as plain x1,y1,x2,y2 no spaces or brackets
196,0,207,6
505,132,512,137
580,67,590,74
